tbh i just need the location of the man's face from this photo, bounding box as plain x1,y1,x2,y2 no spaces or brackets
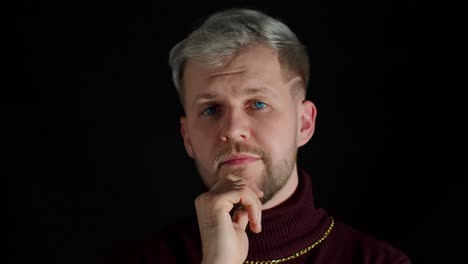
180,44,316,204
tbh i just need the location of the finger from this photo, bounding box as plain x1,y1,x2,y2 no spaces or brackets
230,176,264,198
218,178,262,209
244,200,262,233
224,185,262,233
210,176,262,232
232,209,249,231
249,182,264,198
215,175,264,198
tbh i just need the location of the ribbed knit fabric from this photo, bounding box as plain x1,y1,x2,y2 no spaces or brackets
244,168,330,262
105,169,411,264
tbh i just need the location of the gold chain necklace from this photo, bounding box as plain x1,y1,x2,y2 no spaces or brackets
244,216,335,264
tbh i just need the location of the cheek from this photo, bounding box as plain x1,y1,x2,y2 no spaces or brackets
188,128,218,186
188,124,217,159
254,115,297,158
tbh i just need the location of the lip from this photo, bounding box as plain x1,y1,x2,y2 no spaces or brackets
220,154,261,166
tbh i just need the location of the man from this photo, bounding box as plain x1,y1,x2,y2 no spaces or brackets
107,8,411,264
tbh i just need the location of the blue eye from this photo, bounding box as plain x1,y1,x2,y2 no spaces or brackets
202,106,217,115
252,101,267,109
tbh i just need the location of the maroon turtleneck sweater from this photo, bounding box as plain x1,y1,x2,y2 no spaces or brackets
106,169,411,263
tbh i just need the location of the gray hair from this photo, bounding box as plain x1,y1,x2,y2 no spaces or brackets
169,8,310,104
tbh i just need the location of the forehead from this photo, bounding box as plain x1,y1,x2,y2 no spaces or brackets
182,45,287,105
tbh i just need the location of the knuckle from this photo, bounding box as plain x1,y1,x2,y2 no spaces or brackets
194,194,204,207
195,191,225,207
225,174,239,181
195,192,213,206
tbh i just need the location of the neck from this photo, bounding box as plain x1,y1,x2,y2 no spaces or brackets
261,163,299,210
245,168,330,262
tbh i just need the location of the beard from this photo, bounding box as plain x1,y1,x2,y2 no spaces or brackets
257,158,295,204
194,141,296,204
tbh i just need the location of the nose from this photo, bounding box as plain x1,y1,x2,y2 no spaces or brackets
219,108,250,142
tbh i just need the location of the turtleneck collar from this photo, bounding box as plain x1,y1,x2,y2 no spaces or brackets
245,168,330,261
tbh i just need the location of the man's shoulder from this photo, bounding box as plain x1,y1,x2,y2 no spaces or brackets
322,218,411,264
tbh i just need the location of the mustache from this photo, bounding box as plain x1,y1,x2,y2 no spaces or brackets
214,141,266,168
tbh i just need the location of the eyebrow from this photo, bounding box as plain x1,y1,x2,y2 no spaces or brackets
190,87,276,108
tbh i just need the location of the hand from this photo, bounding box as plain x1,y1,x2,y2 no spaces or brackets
195,174,264,264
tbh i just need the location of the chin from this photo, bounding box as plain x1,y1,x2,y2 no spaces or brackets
218,163,264,180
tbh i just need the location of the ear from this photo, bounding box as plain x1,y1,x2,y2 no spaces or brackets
180,116,194,158
297,100,317,147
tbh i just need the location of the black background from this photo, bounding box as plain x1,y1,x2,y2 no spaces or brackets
10,0,466,263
